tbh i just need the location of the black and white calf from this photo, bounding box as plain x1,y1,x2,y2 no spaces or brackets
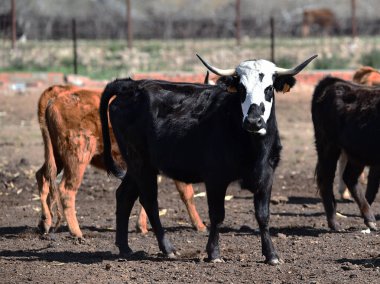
100,54,317,264
312,77,379,231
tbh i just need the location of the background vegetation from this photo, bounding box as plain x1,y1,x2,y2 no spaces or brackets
1,37,380,80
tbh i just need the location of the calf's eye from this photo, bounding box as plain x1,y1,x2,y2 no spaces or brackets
238,83,247,102
264,86,274,102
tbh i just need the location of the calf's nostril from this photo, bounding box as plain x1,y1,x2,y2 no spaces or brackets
247,117,263,128
256,118,263,128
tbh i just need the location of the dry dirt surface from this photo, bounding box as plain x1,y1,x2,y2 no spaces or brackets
0,83,379,284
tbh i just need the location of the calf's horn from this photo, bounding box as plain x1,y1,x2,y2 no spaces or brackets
275,54,318,76
196,54,236,76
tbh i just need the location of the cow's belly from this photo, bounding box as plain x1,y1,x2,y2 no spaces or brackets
340,125,380,165
150,134,246,184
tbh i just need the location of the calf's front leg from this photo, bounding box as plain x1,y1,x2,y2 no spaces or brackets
253,165,280,265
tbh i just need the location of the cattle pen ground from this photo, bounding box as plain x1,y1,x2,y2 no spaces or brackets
0,79,380,283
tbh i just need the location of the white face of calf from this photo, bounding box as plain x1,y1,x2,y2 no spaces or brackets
197,53,318,136
237,60,276,135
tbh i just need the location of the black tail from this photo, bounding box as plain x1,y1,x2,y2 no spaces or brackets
99,79,129,179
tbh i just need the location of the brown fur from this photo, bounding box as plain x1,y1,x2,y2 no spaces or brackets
36,85,205,238
353,66,380,86
302,8,339,37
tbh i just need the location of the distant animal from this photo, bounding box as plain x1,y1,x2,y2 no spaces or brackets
337,66,380,200
353,66,380,86
35,85,205,239
312,76,380,231
302,8,339,37
100,54,317,264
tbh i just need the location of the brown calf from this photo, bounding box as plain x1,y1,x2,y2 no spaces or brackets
36,85,205,239
302,8,339,37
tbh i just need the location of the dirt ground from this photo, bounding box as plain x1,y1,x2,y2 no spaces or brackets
0,82,379,284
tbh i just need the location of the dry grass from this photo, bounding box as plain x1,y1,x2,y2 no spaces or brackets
1,36,380,79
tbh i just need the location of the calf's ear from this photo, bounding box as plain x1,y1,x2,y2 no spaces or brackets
274,75,296,94
216,76,239,93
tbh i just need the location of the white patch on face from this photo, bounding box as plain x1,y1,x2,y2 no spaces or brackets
236,60,276,124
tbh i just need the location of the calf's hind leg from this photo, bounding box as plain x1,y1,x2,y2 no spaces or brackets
36,163,63,234
366,166,380,205
36,165,54,234
116,174,139,257
58,164,86,239
343,161,377,230
205,181,228,262
174,180,206,232
337,152,351,200
137,168,176,257
135,180,205,234
316,148,341,230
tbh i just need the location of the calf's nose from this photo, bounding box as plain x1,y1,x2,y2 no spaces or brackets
246,116,264,129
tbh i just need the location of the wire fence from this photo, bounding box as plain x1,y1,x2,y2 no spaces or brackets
1,13,380,42
0,0,380,79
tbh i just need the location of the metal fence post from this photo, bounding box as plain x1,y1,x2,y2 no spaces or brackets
270,17,275,63
11,0,16,49
126,0,133,49
351,0,357,38
72,18,78,74
235,0,241,45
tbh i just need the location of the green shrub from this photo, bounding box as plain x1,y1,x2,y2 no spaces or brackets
140,41,162,55
275,56,296,68
360,49,380,68
314,53,349,70
108,42,125,52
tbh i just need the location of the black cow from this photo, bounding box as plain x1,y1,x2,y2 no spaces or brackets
312,76,379,231
100,54,317,264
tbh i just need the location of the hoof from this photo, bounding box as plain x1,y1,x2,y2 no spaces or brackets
328,221,341,232
341,191,352,202
196,225,208,234
365,221,377,231
128,250,148,260
38,220,50,234
266,257,283,265
116,244,133,258
167,252,176,259
119,247,134,259
77,237,86,244
210,258,225,263
72,236,85,244
119,250,149,260
165,250,180,259
205,256,224,263
136,228,149,235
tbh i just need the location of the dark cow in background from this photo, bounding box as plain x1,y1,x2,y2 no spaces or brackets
100,54,317,264
312,77,380,231
36,85,205,239
337,66,380,200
